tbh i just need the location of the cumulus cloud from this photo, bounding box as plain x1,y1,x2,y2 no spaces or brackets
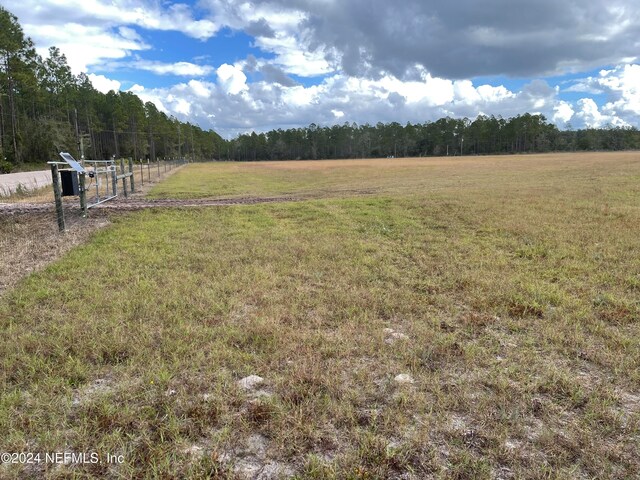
216,64,248,95
128,70,601,138
566,64,640,126
553,101,575,125
87,73,121,93
575,98,611,128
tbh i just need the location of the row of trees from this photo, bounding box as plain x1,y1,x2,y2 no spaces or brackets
226,115,640,161
0,6,225,172
2,5,639,170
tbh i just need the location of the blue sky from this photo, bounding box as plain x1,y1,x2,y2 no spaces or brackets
4,0,640,137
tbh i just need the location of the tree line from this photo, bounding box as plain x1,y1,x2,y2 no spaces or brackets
2,6,639,172
0,6,225,172
226,115,640,162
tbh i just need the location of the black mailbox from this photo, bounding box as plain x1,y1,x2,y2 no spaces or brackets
60,170,79,196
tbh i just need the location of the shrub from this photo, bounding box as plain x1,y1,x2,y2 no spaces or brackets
0,160,13,174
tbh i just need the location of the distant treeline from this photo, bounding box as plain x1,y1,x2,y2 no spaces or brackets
1,6,639,172
226,115,640,162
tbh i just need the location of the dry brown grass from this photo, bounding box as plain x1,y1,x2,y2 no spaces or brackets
251,152,637,170
148,151,640,200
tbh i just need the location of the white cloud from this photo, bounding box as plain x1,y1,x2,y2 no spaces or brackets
599,64,640,118
5,0,218,74
216,64,248,95
187,80,214,98
255,34,333,77
88,73,121,93
201,0,335,77
566,64,640,125
575,98,607,127
133,61,215,76
126,84,168,112
130,71,611,139
574,98,629,128
552,101,574,124
31,23,150,73
166,94,192,116
7,0,220,40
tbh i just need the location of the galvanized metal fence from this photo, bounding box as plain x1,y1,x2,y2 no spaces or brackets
48,155,185,232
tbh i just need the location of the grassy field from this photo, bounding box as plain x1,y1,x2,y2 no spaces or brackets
1,153,639,478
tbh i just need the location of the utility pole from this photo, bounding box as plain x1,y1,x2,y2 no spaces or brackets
112,117,119,158
177,123,182,160
74,108,84,159
190,126,195,163
0,93,5,161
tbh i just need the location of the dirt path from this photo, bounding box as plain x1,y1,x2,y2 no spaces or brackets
0,195,301,215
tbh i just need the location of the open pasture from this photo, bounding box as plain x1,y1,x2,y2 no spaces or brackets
148,152,640,201
1,152,639,478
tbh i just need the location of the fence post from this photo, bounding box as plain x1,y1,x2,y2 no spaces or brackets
79,172,87,217
164,157,167,172
119,158,128,198
139,160,144,186
147,159,151,182
128,158,135,193
157,158,160,178
50,163,65,232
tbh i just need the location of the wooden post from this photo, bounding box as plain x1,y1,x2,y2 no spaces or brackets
147,158,151,182
128,158,135,193
140,160,144,186
119,158,128,198
50,163,65,232
157,158,160,178
79,172,87,216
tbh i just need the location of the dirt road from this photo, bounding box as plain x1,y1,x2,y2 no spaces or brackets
0,170,51,196
0,195,301,214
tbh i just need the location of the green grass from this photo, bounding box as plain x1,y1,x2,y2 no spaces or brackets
1,153,640,478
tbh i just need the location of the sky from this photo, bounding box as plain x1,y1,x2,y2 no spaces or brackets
4,0,640,138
